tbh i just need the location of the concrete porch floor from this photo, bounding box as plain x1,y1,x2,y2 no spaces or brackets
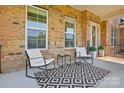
0,58,124,88
98,56,124,64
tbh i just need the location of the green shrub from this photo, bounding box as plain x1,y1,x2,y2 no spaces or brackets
98,45,104,50
89,46,97,51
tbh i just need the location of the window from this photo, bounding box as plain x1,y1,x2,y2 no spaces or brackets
26,6,48,49
111,28,117,46
65,17,76,48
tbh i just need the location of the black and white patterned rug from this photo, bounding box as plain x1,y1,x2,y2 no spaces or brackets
34,63,111,88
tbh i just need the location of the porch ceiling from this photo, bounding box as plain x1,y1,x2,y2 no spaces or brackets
71,5,124,20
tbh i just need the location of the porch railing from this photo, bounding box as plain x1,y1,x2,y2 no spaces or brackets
109,45,124,57
114,45,124,56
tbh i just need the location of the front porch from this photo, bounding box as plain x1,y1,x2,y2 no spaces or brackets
0,5,124,88
0,58,123,88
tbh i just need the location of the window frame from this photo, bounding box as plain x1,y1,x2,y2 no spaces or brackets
111,27,117,46
25,5,48,50
64,16,76,49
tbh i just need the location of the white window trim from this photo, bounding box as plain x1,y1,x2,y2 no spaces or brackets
64,16,76,49
25,5,48,50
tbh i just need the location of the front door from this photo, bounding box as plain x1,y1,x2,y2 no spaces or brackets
89,21,100,48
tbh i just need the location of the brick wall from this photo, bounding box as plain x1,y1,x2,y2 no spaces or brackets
0,5,85,73
0,6,26,72
0,5,104,73
119,28,124,45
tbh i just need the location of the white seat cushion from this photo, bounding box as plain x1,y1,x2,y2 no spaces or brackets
30,58,54,67
30,58,45,67
80,54,91,58
76,47,91,58
26,49,54,67
27,49,43,59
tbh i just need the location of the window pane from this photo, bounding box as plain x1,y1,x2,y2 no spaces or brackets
70,40,74,47
27,29,47,49
65,22,74,28
65,40,74,47
65,27,74,33
38,40,46,48
111,38,117,46
111,29,113,37
37,19,47,30
111,38,113,46
28,38,37,49
27,6,38,28
27,29,38,49
27,17,38,28
38,30,46,48
114,30,117,37
27,29,38,38
114,38,117,46
37,9,47,21
65,33,74,40
37,30,46,40
65,19,75,33
37,9,47,29
27,6,37,18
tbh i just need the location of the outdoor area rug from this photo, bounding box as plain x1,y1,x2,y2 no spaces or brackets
34,63,111,88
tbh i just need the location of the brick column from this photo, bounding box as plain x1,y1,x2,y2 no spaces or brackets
101,21,107,46
101,21,108,55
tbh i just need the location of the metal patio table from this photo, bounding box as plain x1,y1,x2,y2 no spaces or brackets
57,54,71,67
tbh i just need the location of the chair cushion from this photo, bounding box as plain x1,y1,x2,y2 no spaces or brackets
26,49,54,67
30,58,45,67
76,47,92,58
79,54,92,58
30,58,54,67
26,49,43,59
76,47,87,57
